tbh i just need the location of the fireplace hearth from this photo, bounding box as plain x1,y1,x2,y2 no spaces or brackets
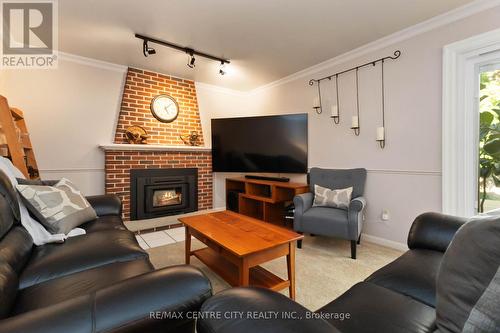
130,168,198,220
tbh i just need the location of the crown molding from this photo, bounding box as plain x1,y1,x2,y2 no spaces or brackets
58,52,127,73
248,0,500,95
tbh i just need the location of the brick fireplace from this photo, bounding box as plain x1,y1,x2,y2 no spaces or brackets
104,149,212,221
102,67,213,221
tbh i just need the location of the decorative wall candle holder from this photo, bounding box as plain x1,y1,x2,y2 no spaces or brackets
330,105,339,124
313,96,322,114
353,68,361,135
308,50,401,143
312,81,323,114
331,74,340,124
377,59,387,149
376,126,385,148
351,115,360,136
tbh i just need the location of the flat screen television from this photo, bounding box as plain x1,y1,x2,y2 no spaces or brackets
211,114,308,173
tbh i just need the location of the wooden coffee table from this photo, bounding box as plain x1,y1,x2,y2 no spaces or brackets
180,210,303,299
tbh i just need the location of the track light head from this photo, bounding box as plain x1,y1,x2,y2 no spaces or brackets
142,41,156,57
187,50,196,69
219,61,226,75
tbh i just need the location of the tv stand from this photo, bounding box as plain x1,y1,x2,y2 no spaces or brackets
245,175,290,182
226,177,308,226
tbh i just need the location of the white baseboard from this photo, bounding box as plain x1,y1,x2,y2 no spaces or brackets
127,206,408,252
362,234,408,252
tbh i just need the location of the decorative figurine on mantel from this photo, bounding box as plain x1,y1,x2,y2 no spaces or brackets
125,126,149,144
180,131,202,146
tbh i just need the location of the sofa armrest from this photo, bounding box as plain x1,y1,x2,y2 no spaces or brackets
347,196,366,239
86,194,122,217
407,212,467,252
293,192,314,231
197,287,339,333
0,265,212,333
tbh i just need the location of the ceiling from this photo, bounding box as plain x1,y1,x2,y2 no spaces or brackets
59,0,475,91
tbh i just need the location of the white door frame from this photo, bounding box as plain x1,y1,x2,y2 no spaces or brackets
442,28,500,217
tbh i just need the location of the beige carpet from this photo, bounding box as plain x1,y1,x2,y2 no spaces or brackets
147,236,403,311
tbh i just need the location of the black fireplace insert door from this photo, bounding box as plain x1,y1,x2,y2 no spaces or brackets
130,168,198,220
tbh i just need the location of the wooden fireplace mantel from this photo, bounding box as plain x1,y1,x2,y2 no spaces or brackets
99,143,211,152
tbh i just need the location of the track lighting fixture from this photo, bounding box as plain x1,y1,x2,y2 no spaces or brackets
142,41,156,57
219,61,226,75
135,33,230,74
187,50,196,68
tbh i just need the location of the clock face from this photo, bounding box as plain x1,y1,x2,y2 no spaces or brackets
150,95,179,123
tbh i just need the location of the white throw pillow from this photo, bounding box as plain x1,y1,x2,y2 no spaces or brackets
313,184,353,210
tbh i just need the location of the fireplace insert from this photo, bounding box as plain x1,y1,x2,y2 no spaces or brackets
130,168,198,220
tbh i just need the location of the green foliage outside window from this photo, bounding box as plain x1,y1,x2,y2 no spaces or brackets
479,70,500,212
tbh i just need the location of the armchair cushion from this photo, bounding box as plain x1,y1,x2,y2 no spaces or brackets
301,207,348,238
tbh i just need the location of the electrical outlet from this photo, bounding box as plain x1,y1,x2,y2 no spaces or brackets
381,209,390,221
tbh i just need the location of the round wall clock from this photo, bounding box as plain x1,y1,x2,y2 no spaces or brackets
150,95,179,123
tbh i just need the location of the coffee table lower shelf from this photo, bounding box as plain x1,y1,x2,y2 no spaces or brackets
192,247,290,291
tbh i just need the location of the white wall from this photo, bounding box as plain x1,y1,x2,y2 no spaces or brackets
0,55,127,195
202,6,500,246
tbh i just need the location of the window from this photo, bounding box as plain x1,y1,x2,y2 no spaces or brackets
442,28,500,217
478,67,500,213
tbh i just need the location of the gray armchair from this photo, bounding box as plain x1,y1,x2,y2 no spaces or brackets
293,167,367,259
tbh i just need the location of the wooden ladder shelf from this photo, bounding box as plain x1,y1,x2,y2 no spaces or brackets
0,95,39,179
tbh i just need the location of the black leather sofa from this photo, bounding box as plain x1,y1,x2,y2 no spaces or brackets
197,212,468,333
0,170,212,333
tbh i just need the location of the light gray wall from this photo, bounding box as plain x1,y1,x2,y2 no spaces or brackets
204,7,500,246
